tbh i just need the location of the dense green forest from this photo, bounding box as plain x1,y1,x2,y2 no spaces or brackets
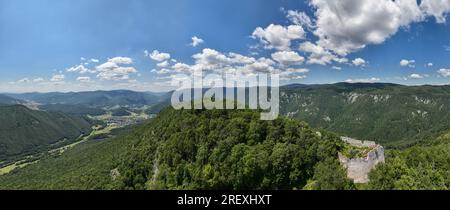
115,108,353,190
0,105,449,190
0,126,136,189
280,83,450,147
110,107,133,116
0,107,354,190
367,131,450,190
39,104,107,116
1,83,450,190
0,105,92,163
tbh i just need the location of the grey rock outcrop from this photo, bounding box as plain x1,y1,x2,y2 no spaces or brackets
339,137,385,183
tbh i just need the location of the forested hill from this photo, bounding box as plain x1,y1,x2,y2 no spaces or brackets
280,83,450,147
0,94,26,105
0,107,355,190
367,129,450,190
0,105,92,161
115,107,353,190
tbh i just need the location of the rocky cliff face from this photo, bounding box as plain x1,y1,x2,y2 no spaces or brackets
339,137,385,183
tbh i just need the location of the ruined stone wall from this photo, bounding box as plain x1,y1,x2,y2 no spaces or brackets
339,137,385,183
341,136,376,148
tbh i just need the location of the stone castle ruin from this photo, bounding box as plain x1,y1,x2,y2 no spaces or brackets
338,137,385,183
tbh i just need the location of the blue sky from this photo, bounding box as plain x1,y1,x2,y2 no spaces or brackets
1,0,450,92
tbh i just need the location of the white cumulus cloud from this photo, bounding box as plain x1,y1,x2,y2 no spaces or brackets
157,61,170,68
332,66,342,70
420,0,450,23
50,74,65,82
108,57,133,65
271,51,305,66
438,68,450,77
192,48,232,70
286,10,315,29
18,78,30,83
96,57,137,81
67,64,95,74
310,0,424,56
33,77,44,82
252,24,305,51
280,68,309,80
190,36,204,47
149,50,171,62
299,41,336,65
400,59,415,67
76,76,91,82
345,77,380,83
408,73,425,79
352,58,366,67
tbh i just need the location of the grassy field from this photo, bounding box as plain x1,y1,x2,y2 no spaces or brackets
0,160,38,176
49,125,117,155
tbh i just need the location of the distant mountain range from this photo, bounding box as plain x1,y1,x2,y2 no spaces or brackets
0,94,26,106
6,90,170,108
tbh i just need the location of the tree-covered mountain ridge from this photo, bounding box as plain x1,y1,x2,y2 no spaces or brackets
0,106,355,190
367,129,450,190
6,90,170,108
0,105,92,162
5,82,450,148
0,94,27,105
280,83,450,147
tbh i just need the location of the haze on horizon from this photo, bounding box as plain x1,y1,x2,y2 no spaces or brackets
1,0,450,93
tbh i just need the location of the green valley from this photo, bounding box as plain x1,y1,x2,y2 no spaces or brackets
280,83,450,147
0,105,92,163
